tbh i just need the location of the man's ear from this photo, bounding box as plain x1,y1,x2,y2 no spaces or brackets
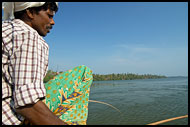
26,9,34,19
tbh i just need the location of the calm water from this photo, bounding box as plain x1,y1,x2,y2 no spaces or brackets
87,77,188,125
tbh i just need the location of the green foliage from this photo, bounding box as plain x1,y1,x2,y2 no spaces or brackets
43,70,167,83
92,73,167,81
43,70,59,83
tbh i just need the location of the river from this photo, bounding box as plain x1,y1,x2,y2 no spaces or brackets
87,77,188,125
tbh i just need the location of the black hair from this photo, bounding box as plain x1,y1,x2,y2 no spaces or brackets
14,2,58,19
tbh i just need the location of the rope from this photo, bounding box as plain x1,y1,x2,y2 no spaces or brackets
89,100,121,114
147,115,188,125
89,100,123,125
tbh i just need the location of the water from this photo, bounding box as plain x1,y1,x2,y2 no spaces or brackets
87,77,188,125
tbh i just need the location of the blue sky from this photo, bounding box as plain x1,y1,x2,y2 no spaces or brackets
44,2,188,76
3,2,188,76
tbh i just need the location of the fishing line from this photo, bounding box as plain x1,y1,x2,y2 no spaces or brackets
89,100,123,125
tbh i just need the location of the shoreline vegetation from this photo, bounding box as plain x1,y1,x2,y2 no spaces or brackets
43,70,167,83
92,73,167,81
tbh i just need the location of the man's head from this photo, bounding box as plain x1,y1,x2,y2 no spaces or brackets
3,2,58,37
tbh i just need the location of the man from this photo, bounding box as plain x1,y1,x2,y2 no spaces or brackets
2,2,67,125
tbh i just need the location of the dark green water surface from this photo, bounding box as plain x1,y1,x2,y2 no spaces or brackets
87,77,188,125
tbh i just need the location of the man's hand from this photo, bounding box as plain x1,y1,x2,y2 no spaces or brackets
15,100,68,125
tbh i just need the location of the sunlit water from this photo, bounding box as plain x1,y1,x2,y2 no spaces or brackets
87,77,188,125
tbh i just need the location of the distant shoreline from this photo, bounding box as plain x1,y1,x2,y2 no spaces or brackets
167,76,188,78
43,70,187,83
92,73,167,81
93,76,188,82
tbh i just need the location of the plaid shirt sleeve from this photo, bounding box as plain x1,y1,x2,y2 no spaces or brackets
9,24,49,108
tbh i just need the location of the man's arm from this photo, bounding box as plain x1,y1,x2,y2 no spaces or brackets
16,100,67,125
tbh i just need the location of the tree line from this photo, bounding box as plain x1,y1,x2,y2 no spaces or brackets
43,70,167,83
93,73,167,81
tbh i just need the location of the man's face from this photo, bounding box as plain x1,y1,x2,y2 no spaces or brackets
32,9,55,37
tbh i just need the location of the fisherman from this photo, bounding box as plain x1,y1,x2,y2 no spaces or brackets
2,2,94,125
2,2,68,125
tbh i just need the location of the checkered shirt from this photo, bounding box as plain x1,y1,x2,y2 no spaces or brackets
2,19,49,125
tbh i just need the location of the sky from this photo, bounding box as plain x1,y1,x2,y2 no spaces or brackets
2,2,188,76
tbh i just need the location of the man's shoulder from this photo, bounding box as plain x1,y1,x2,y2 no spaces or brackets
2,19,47,47
2,19,37,35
